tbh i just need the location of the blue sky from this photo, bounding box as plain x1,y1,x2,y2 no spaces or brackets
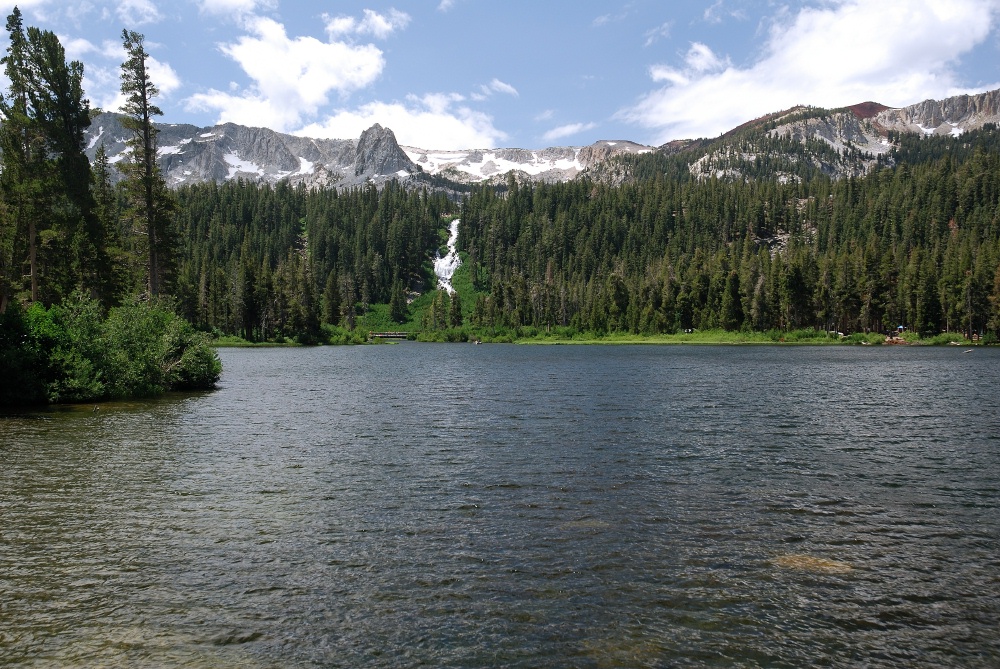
3,0,1000,149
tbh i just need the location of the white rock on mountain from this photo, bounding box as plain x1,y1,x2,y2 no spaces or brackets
874,88,1000,136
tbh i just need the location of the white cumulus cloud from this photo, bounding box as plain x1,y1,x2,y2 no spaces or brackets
296,93,509,150
185,15,387,131
181,10,510,148
621,0,1000,144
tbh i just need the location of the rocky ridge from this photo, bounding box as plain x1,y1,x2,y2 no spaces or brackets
84,88,1000,192
85,112,653,191
685,89,1000,183
87,113,409,189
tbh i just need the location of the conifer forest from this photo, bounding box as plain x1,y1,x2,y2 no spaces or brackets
4,8,1000,404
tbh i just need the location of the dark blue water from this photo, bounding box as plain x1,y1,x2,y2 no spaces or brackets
2,344,999,667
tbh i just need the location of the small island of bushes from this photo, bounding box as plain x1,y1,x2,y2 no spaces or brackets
0,295,220,406
0,15,220,407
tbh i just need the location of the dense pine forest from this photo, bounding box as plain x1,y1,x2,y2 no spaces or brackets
164,123,1000,345
4,13,1000,406
171,181,454,343
458,126,1000,340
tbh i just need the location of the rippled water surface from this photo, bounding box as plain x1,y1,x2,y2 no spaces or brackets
2,344,999,668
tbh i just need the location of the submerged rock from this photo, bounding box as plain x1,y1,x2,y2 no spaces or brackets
772,554,852,573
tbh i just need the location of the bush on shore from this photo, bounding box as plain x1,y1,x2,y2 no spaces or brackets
0,295,221,405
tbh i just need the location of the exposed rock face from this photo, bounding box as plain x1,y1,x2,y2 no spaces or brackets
354,123,419,177
577,141,649,165
87,112,358,188
83,88,1000,192
875,88,1000,135
681,89,1000,183
847,101,890,119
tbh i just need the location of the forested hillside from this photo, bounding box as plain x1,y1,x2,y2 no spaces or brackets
4,6,1000,361
172,181,454,342
160,123,1000,344
457,125,1000,340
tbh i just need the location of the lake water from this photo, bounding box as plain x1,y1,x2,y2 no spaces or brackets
2,344,999,668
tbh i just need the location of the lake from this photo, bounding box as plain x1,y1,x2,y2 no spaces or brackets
2,344,999,668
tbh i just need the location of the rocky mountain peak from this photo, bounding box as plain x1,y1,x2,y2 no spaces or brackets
354,123,417,178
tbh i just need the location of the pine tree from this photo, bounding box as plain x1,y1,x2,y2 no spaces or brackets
91,145,130,301
0,9,102,306
340,273,356,330
323,269,340,325
120,29,176,298
0,8,33,307
389,277,407,323
720,270,743,331
449,290,463,328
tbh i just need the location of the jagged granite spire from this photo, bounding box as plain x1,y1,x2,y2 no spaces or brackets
354,123,417,177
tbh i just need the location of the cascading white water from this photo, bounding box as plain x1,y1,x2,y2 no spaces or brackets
433,219,461,294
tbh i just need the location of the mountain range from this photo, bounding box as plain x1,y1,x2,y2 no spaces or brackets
84,88,1000,192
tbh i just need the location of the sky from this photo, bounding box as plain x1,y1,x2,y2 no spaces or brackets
2,0,1000,150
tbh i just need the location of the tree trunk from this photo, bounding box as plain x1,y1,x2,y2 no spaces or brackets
29,218,37,302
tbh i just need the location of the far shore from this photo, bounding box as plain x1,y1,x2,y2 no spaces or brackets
512,333,977,346
214,329,987,347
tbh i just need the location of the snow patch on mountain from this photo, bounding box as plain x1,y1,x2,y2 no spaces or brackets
405,147,585,179
225,153,264,179
404,140,651,183
87,127,104,150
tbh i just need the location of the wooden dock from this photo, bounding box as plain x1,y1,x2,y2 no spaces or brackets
368,331,409,340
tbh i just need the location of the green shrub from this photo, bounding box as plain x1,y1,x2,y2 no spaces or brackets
101,302,173,398
918,331,968,346
0,295,221,405
843,332,885,345
161,317,222,390
102,300,221,398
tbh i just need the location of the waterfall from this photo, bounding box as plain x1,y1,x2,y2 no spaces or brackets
433,219,461,294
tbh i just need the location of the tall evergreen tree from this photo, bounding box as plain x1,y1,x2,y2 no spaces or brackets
323,269,340,325
119,29,176,298
448,290,463,328
0,8,101,307
389,277,407,324
720,270,743,331
0,8,37,307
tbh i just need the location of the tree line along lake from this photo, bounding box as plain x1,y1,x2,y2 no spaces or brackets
2,343,998,668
